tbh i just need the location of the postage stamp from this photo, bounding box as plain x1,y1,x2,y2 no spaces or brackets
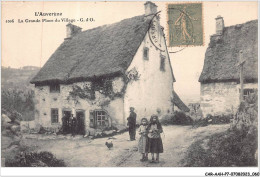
167,3,204,47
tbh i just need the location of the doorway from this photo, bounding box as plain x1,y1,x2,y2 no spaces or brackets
76,110,85,135
62,110,71,134
63,110,72,118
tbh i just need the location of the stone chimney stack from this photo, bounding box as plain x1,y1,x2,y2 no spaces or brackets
65,23,82,40
144,1,157,16
215,15,224,35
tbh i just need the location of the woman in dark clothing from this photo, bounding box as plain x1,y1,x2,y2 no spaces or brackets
70,114,77,137
146,115,163,163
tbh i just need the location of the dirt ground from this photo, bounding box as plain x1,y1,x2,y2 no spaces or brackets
22,124,229,167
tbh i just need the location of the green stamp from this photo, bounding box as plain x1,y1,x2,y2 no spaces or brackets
167,3,203,47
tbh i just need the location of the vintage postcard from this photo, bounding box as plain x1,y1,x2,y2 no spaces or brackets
1,1,258,176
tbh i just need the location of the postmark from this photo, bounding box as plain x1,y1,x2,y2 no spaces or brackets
148,12,165,52
167,3,204,47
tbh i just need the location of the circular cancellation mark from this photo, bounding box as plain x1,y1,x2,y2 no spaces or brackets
147,8,195,54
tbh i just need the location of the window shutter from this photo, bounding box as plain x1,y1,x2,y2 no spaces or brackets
89,110,95,128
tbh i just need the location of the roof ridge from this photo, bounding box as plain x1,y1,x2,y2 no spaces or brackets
81,14,146,33
224,19,257,30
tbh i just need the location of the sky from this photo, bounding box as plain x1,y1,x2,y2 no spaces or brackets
1,1,258,102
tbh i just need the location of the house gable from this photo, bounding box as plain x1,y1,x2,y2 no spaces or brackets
124,18,175,119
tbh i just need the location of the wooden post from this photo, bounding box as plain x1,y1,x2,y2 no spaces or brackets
236,50,246,103
240,63,244,102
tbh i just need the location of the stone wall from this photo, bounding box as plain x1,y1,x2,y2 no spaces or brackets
34,77,125,131
200,82,257,116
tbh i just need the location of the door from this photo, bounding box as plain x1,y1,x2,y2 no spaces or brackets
76,110,85,135
62,110,71,134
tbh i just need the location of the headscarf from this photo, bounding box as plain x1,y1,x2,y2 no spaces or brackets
147,114,162,130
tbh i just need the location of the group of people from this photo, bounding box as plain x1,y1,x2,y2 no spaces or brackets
127,107,164,163
61,114,84,136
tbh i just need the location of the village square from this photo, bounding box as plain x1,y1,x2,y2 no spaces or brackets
1,1,258,168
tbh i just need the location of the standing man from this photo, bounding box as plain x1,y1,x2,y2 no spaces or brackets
127,107,137,141
61,113,67,134
71,114,77,137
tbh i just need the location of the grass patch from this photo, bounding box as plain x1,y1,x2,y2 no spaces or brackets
182,126,257,167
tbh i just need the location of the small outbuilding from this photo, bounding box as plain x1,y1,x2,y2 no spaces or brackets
199,17,258,116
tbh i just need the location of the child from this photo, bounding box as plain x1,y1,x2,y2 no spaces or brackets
138,118,149,162
147,115,163,163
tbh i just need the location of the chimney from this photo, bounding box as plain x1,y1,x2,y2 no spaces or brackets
65,23,82,40
215,15,224,35
144,1,157,16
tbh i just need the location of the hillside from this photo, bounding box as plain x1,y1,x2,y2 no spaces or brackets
1,66,40,91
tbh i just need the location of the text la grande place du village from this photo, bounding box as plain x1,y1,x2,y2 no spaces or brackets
5,12,94,24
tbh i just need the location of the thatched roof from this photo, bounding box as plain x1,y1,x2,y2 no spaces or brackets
172,91,190,112
199,20,258,83
31,15,175,84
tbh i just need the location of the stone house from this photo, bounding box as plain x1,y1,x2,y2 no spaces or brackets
30,2,188,133
199,16,258,116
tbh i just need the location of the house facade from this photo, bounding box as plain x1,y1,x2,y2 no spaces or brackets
199,17,258,116
31,2,187,133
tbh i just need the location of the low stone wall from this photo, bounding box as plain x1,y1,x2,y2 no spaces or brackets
200,82,239,116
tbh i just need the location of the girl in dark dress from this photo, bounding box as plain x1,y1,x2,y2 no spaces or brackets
146,115,163,163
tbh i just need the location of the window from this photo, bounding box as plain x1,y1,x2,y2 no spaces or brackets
89,110,109,128
96,111,107,127
243,89,255,100
50,84,60,93
160,54,166,71
51,108,59,123
143,47,149,60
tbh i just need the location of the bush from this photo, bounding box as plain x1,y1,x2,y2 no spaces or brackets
160,114,173,125
160,111,193,126
192,114,232,128
192,119,208,128
206,114,232,124
38,126,47,134
183,92,258,167
5,151,66,167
